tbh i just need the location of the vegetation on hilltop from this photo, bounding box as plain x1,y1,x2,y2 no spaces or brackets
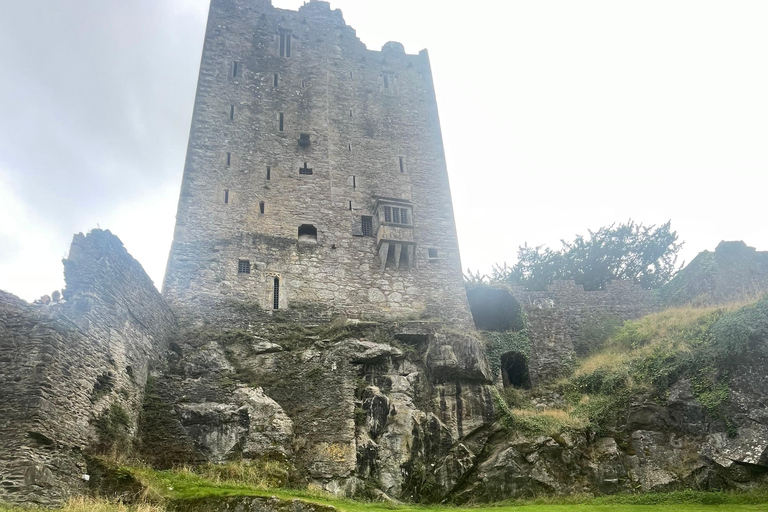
468,220,682,291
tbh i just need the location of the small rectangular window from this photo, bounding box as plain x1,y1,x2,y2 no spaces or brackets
352,176,356,189
301,79,305,88
224,189,229,204
348,201,352,210
398,156,405,173
266,166,271,180
230,105,235,120
273,73,279,87
384,206,392,223
238,259,250,274
259,201,265,214
278,112,284,131
233,62,239,77
299,162,313,175
428,248,438,259
361,216,373,237
226,152,231,166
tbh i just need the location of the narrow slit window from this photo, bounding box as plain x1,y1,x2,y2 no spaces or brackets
238,259,250,274
233,62,239,77
301,79,305,88
224,189,229,204
226,152,231,166
273,73,279,87
278,112,284,131
398,156,405,173
348,143,351,151
348,201,352,210
279,30,292,57
266,166,271,180
259,201,265,214
229,105,235,120
273,277,280,309
361,216,373,237
352,176,356,189
349,110,353,117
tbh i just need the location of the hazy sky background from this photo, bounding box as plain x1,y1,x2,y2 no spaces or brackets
1,0,767,301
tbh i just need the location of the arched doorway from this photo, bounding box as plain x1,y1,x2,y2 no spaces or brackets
500,352,530,389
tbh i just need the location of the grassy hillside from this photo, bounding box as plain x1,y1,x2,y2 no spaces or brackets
495,295,768,436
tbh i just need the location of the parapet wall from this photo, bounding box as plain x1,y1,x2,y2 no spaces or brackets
0,230,176,505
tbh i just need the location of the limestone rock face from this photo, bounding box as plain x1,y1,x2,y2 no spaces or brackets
176,387,293,463
143,322,495,501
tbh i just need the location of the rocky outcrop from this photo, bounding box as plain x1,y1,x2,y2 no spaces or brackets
139,321,495,501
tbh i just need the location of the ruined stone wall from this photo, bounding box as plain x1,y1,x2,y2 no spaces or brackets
0,230,176,505
661,241,768,307
163,0,472,328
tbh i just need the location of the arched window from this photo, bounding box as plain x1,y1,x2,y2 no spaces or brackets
298,224,317,243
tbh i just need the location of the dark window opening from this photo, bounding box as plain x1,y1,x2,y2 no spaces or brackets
352,176,356,189
299,162,313,175
361,216,373,237
398,156,405,173
428,248,438,259
259,201,265,214
278,112,284,131
298,224,317,243
301,79,306,87
501,352,530,389
299,133,311,147
230,105,235,120
273,277,280,309
348,143,352,151
238,259,251,274
224,189,229,204
226,152,231,166
233,62,239,77
349,109,353,117
266,166,271,180
279,30,292,57
348,201,352,210
273,73,279,87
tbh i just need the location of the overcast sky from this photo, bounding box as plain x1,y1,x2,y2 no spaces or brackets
1,1,767,301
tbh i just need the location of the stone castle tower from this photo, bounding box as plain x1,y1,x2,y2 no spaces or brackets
163,0,472,326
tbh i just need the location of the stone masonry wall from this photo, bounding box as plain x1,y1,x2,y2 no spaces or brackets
0,230,176,505
163,0,473,329
514,280,659,384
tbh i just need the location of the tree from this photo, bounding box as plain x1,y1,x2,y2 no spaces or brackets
493,220,683,291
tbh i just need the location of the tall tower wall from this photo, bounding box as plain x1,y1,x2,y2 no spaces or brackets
163,0,472,327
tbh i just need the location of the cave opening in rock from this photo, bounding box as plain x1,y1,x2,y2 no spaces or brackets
501,352,530,389
466,284,524,332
